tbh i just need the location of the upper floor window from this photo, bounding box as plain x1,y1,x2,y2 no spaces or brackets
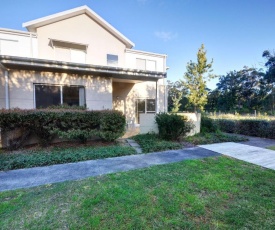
146,60,156,71
107,54,118,66
136,58,146,70
136,58,156,71
51,39,87,64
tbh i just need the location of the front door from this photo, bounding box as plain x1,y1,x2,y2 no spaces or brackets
135,99,146,124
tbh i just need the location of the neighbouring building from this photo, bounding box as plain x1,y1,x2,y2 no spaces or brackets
0,5,167,125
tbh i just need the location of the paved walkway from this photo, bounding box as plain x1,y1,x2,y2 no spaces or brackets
0,147,219,192
199,142,275,170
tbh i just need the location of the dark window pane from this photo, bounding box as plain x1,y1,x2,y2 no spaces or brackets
35,85,60,108
107,54,118,66
63,86,81,106
147,99,156,112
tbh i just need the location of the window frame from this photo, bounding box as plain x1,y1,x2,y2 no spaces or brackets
33,83,86,109
107,54,118,66
136,58,157,71
51,39,87,64
135,98,156,123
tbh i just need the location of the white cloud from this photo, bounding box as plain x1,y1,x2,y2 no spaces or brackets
154,31,178,42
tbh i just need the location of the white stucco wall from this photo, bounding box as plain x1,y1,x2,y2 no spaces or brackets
139,113,201,136
113,79,166,124
36,14,127,67
8,70,112,110
125,49,166,72
0,29,38,58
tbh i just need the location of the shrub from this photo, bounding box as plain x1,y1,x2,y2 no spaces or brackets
99,110,126,141
155,113,193,141
209,117,275,139
132,133,182,153
216,119,237,133
0,109,126,149
46,104,86,110
201,115,219,133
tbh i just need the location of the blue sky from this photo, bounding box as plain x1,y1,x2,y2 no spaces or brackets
1,0,274,89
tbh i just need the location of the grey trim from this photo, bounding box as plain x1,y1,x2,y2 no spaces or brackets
0,55,166,81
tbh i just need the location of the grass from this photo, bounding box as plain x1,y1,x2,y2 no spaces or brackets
132,133,182,153
0,145,136,171
0,156,274,229
266,146,275,151
184,132,248,145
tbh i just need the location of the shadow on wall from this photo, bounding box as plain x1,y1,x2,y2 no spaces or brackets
5,70,112,109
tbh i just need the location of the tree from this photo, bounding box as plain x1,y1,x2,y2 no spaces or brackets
182,44,215,112
171,91,183,113
167,80,188,112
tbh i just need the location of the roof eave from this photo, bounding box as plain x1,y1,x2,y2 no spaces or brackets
0,56,166,81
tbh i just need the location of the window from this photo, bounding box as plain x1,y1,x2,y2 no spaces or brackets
136,58,146,70
52,40,87,64
146,60,156,71
34,84,85,108
135,98,156,123
146,99,156,112
136,59,156,71
107,54,118,66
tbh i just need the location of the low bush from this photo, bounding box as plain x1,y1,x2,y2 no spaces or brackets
204,116,275,139
201,115,219,133
0,109,126,149
216,119,237,133
155,113,193,141
133,133,182,153
184,132,248,145
0,145,136,171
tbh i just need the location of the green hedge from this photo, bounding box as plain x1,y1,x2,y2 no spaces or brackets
0,109,126,149
155,113,193,141
201,116,219,133
208,118,275,139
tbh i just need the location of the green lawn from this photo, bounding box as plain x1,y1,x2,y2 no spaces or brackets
1,156,274,229
267,146,275,151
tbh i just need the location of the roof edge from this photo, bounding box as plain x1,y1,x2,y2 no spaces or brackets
0,55,166,80
22,5,135,48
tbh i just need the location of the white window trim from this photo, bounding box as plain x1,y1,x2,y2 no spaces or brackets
107,54,118,66
136,58,157,71
54,46,86,63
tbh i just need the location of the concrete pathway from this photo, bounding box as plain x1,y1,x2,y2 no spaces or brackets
0,147,219,192
199,142,275,170
127,139,142,153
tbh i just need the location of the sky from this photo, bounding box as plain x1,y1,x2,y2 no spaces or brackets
0,0,274,89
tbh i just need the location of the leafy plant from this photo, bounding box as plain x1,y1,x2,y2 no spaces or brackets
132,133,182,153
201,115,219,133
0,109,126,149
0,145,136,171
155,113,193,141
